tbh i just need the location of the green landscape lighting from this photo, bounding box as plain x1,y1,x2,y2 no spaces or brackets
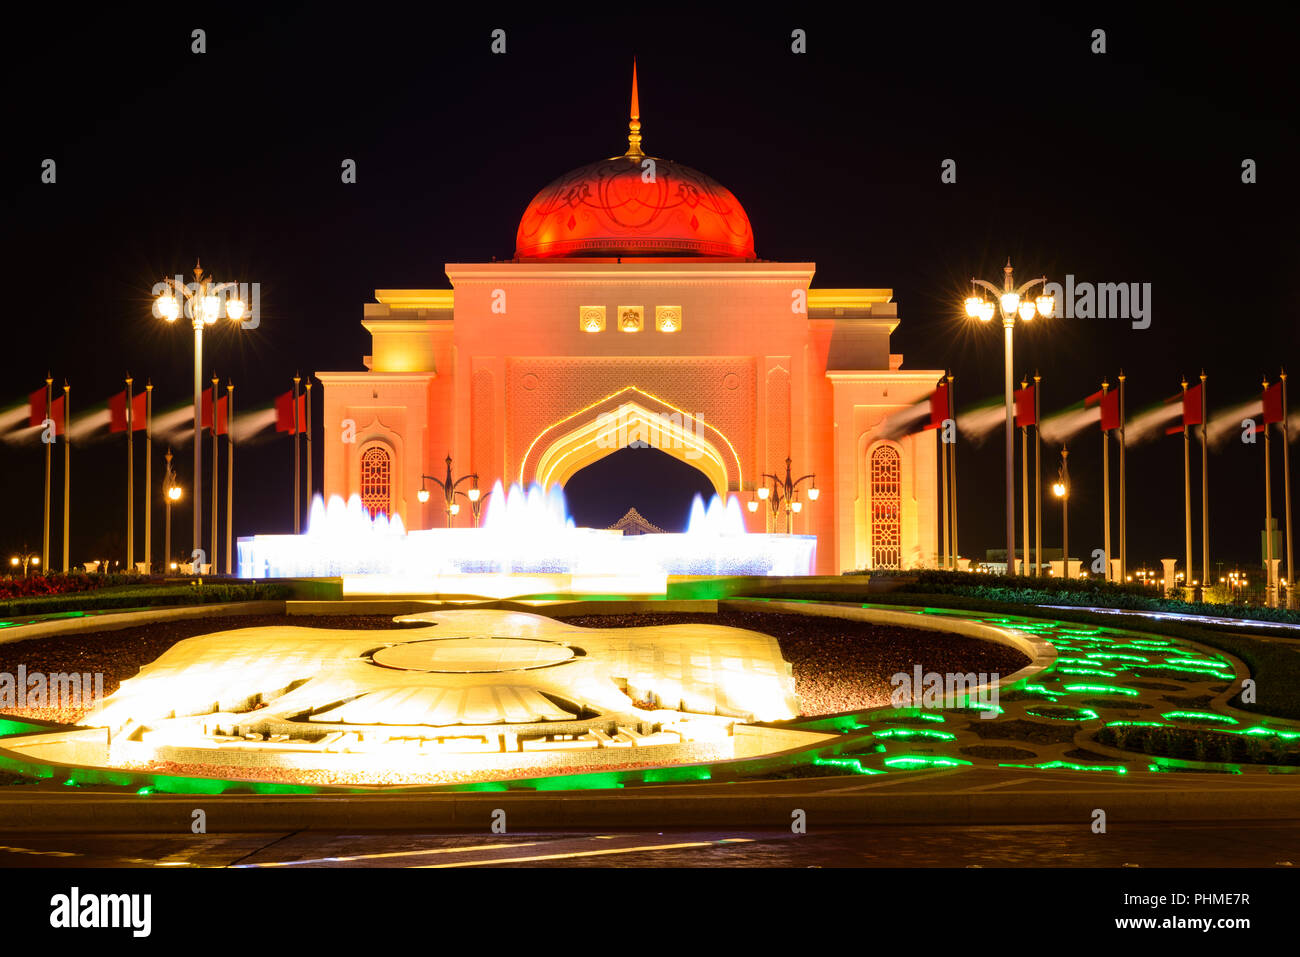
1163,657,1229,668
1026,706,1101,721
813,756,885,775
882,755,972,770
1061,683,1139,697
871,727,956,741
1161,711,1239,724
1085,653,1150,663
998,760,1128,775
1104,720,1165,728
1056,667,1119,677
1238,727,1300,740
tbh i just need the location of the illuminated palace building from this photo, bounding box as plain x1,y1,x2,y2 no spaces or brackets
317,73,942,573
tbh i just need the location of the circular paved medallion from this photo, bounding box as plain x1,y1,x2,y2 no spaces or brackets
371,637,576,674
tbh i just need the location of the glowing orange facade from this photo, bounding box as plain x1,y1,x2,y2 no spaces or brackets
317,70,942,572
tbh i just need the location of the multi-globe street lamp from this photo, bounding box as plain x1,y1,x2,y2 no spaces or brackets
163,447,183,573
417,455,481,527
9,551,40,577
747,456,818,534
155,260,248,570
1052,445,1069,578
966,260,1055,574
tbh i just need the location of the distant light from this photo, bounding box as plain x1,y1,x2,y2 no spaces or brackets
807,487,820,501
417,488,430,503
1000,292,1020,317
964,296,982,317
747,500,758,513
467,487,481,503
226,298,246,321
1036,294,1055,318
977,301,995,322
756,486,769,501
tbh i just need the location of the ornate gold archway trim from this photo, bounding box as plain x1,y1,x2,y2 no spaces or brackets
518,385,743,490
533,400,731,496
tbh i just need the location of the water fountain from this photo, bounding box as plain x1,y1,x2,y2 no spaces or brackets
237,481,816,596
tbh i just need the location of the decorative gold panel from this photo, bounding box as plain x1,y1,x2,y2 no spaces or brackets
617,306,644,332
655,305,682,332
579,305,606,332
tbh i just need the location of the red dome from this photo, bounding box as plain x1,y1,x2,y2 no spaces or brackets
514,155,756,260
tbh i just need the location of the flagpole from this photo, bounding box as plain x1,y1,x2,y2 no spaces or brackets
1034,371,1042,578
306,380,313,518
211,372,219,574
126,374,134,572
1101,378,1111,581
1118,371,1127,584
144,382,152,572
1282,370,1293,608
226,381,234,577
940,399,949,569
1264,374,1275,606
293,374,301,535
948,372,958,569
1199,371,1208,598
43,374,52,573
1021,376,1029,576
1182,377,1193,594
61,382,69,574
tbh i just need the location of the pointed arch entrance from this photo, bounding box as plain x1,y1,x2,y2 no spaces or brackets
519,388,741,497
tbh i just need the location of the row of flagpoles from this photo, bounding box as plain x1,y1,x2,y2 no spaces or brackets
22,376,313,575
913,370,1293,604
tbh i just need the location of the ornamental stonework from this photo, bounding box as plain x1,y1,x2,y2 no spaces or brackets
506,357,755,482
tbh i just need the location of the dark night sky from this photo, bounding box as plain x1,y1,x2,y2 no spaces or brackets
2,3,1297,569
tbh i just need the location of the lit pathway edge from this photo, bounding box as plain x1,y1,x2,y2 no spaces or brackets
4,769,1300,831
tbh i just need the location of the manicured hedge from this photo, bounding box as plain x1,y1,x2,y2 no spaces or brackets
0,583,290,618
1096,724,1300,766
851,569,1300,626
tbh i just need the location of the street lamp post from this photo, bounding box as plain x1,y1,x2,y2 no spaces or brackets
155,261,248,571
9,551,40,577
163,447,182,573
1053,445,1070,578
966,260,1054,573
748,456,818,534
416,454,479,527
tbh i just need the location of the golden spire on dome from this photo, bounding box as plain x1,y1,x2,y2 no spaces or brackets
625,59,643,159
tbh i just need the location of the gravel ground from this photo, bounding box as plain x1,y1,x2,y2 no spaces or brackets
0,609,1030,724
557,611,1030,716
0,615,419,724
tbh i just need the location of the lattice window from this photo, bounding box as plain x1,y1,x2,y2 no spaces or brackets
360,446,391,519
870,445,902,569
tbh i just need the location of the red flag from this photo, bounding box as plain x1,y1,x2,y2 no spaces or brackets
131,391,147,432
275,391,306,434
1262,382,1285,424
1014,385,1036,427
108,390,128,432
1183,383,1204,426
50,395,64,436
1084,389,1104,407
202,387,214,431
1099,389,1121,431
1165,424,1184,436
215,394,228,436
928,381,950,429
28,387,46,427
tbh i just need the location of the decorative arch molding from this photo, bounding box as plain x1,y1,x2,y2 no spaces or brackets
865,439,904,570
519,386,742,492
347,413,406,521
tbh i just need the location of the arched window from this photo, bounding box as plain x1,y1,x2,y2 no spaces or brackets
360,446,392,519
870,445,902,570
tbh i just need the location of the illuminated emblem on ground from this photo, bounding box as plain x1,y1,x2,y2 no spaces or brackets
25,610,816,787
